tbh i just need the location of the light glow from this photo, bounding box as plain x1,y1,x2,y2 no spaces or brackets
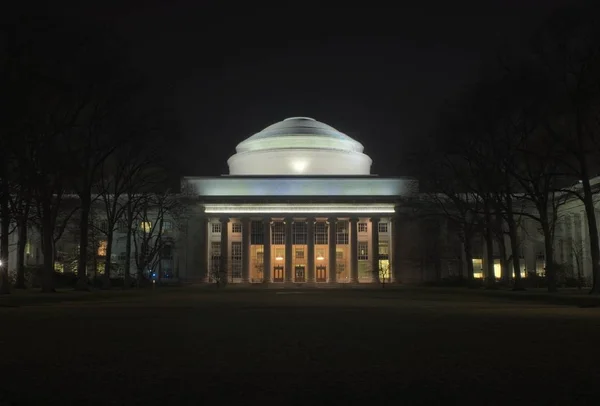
204,204,396,214
290,159,308,173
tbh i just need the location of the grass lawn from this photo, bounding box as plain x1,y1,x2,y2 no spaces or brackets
1,286,600,405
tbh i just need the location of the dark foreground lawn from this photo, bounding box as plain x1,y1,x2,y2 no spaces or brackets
2,287,600,405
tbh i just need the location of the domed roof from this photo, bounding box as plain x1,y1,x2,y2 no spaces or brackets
246,117,355,142
235,117,365,153
228,117,372,175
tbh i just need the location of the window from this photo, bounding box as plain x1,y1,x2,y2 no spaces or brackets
336,250,344,260
293,221,307,244
295,248,305,259
231,242,242,279
140,222,152,233
97,241,107,257
316,249,325,261
251,221,264,244
211,223,221,234
379,242,389,259
275,248,284,260
378,222,388,233
118,221,128,233
232,223,242,233
358,241,368,260
336,221,348,245
358,222,368,233
163,221,173,231
272,222,285,245
256,249,264,264
315,222,328,245
99,220,108,234
210,242,221,273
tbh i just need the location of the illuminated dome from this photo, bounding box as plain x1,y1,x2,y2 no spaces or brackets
227,117,372,175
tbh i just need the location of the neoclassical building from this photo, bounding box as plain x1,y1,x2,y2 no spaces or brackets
178,117,418,284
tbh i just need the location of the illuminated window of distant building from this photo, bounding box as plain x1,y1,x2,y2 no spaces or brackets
211,223,221,234
358,222,368,233
97,241,107,256
295,248,305,259
140,222,152,233
232,223,242,233
275,248,284,260
163,221,173,231
336,221,348,245
336,250,344,260
378,222,388,233
472,258,483,278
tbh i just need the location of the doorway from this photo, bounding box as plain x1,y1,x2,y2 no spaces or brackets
273,266,284,282
295,265,305,282
316,265,327,282
378,259,390,283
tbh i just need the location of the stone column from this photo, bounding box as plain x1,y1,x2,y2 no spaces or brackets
350,217,359,283
371,217,380,283
242,217,251,283
199,215,209,282
285,217,293,283
391,215,401,283
307,217,315,283
219,217,229,280
328,217,337,283
263,217,271,283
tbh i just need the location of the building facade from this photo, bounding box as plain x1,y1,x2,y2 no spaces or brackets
178,117,418,284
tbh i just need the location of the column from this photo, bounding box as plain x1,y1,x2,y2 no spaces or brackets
285,217,293,283
350,217,359,283
199,215,209,282
371,217,380,283
263,217,271,283
242,217,251,283
328,217,337,283
219,217,229,280
391,215,401,283
307,217,315,283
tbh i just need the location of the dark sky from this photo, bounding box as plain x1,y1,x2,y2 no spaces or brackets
41,1,580,176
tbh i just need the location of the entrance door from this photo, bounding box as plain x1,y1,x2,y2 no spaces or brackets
316,265,327,282
295,265,305,283
273,266,284,282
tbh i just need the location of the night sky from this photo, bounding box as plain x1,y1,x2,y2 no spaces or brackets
18,1,581,177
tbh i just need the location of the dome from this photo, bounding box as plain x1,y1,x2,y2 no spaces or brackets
228,117,372,175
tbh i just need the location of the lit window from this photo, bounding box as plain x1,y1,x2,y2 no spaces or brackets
472,259,483,278
211,223,221,234
163,221,173,230
358,223,368,233
336,250,344,260
98,241,107,256
232,223,242,233
295,248,304,259
378,222,388,233
140,222,152,232
358,241,368,260
275,248,284,261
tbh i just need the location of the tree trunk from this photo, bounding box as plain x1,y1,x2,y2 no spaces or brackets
506,197,524,290
0,175,10,295
542,219,557,293
580,177,600,294
483,202,496,289
574,115,600,294
76,193,91,290
103,230,114,289
40,204,55,293
463,232,475,287
14,220,28,289
124,202,134,286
